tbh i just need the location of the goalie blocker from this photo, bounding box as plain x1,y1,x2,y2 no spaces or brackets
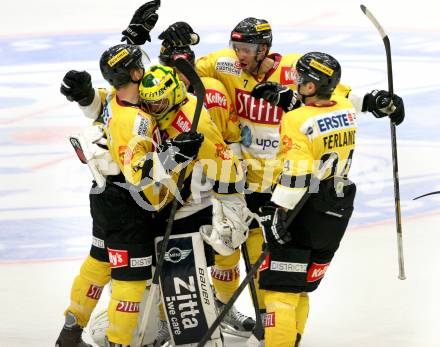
155,232,222,347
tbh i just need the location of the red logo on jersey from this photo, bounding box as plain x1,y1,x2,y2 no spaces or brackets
172,111,192,132
204,89,227,109
116,301,140,313
107,248,129,268
215,143,232,160
280,67,296,85
264,312,276,327
259,253,271,272
86,284,103,300
235,89,283,125
307,262,331,282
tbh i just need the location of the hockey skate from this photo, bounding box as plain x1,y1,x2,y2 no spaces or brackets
215,298,256,338
55,312,92,347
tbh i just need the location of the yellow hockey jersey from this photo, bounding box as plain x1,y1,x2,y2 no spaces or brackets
271,95,357,210
196,48,351,193
201,76,241,144
158,94,244,199
99,89,164,209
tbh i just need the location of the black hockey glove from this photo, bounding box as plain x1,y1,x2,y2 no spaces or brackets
121,0,160,45
60,70,95,107
251,82,301,113
362,89,405,126
158,21,200,47
160,131,204,168
258,203,291,247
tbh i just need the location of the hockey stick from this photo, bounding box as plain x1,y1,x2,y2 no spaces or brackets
197,154,338,347
133,57,206,347
240,242,264,343
360,4,406,280
413,191,440,200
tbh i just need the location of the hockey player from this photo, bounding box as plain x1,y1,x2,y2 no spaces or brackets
159,44,256,338
192,19,404,336
55,43,163,347
256,52,356,347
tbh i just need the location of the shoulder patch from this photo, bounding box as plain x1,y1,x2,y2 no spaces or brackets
133,113,151,138
215,57,242,76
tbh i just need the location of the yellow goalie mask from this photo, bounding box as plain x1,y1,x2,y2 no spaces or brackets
139,65,187,120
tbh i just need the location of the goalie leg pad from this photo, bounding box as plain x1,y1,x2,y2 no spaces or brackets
66,255,111,327
155,232,222,346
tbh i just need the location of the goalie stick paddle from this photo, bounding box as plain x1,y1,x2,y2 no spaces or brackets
360,4,406,280
197,154,338,347
133,58,206,347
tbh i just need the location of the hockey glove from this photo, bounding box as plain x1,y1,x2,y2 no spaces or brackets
60,70,95,107
158,21,200,47
258,203,291,247
121,0,160,45
362,89,405,125
251,82,301,113
159,131,204,168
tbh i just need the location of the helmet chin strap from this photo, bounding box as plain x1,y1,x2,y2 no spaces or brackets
252,45,268,81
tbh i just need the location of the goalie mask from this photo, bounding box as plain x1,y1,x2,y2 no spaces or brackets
139,65,187,121
295,52,341,97
100,44,150,88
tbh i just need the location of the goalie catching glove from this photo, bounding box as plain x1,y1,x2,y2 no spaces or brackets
200,195,253,256
121,0,160,45
258,202,291,247
251,82,301,112
362,89,405,125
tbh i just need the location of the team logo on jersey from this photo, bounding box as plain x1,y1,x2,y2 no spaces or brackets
204,89,227,109
280,67,296,85
172,111,192,132
215,57,241,76
133,114,151,138
118,145,133,165
306,262,331,282
107,248,129,268
235,89,283,125
164,247,192,263
215,143,232,160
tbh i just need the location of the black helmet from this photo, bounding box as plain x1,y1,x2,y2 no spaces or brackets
230,17,272,48
295,52,341,96
158,45,196,67
99,44,149,88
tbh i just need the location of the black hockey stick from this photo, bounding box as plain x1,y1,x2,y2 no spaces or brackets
361,4,406,280
134,57,206,347
413,191,440,200
197,154,338,347
241,242,264,343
